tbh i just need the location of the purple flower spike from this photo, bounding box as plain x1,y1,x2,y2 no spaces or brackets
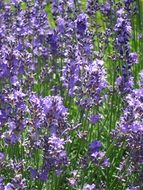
76,13,88,35
89,140,102,153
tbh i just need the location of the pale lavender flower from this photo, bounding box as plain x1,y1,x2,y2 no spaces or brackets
82,183,96,190
0,152,5,162
5,174,26,190
40,134,68,181
114,82,143,187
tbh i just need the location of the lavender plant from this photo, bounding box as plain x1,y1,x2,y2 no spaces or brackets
0,0,143,190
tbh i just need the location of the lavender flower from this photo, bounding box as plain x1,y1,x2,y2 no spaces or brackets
40,134,68,180
114,7,138,95
1,88,29,144
0,0,141,189
82,183,96,190
127,186,139,190
100,2,111,15
89,140,110,168
86,0,99,15
76,59,107,109
117,88,143,162
128,52,138,64
116,75,134,95
0,152,5,162
0,177,5,190
89,140,102,153
76,13,88,35
114,74,143,187
5,174,26,190
139,70,143,88
114,8,131,57
89,114,101,125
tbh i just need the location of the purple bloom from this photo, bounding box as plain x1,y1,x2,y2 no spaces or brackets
47,30,59,54
114,8,131,56
89,114,100,124
56,16,65,33
128,52,138,64
114,6,137,96
114,83,143,184
101,2,111,15
0,152,5,162
88,140,110,168
40,134,68,180
29,168,38,179
76,13,88,35
10,76,19,86
0,177,5,189
10,0,22,5
89,140,102,153
116,75,134,95
102,158,110,168
67,0,75,10
39,170,48,182
82,184,96,190
4,183,14,190
7,174,26,190
127,187,139,190
124,0,135,12
77,59,107,108
87,0,99,15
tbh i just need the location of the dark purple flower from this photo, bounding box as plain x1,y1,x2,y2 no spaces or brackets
76,13,88,35
39,170,48,182
47,30,59,54
87,0,99,15
89,140,102,153
89,114,100,125
29,168,38,179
